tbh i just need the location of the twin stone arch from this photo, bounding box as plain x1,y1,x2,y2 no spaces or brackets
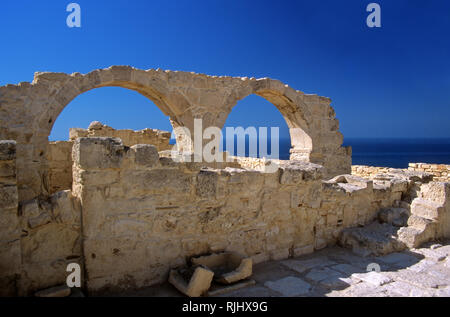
1,66,350,199
37,66,328,159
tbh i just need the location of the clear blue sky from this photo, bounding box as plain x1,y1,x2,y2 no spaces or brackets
1,0,449,141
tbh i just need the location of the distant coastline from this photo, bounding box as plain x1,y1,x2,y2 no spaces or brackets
345,138,450,168
201,137,450,168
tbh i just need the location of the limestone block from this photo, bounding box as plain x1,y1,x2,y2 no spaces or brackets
196,169,219,198
279,162,320,184
21,223,81,264
69,128,88,140
0,160,15,177
123,169,193,194
51,190,81,224
88,121,103,130
419,182,450,204
77,169,120,186
73,137,124,169
20,198,50,227
48,141,73,161
191,252,252,284
132,144,159,167
169,266,214,297
83,238,149,278
411,198,443,220
280,166,304,184
18,258,82,296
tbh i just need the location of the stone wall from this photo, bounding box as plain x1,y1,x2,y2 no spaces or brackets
352,164,450,183
47,141,73,194
1,139,82,296
231,156,282,172
71,137,404,294
18,191,82,296
351,165,405,179
69,121,172,150
46,122,173,195
408,163,450,182
1,136,448,296
417,182,450,239
0,141,20,296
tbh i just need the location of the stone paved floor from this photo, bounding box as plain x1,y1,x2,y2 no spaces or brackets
114,241,450,297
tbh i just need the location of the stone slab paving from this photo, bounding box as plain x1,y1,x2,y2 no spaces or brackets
113,241,450,297
264,277,312,296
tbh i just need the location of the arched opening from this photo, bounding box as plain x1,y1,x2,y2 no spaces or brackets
221,94,292,160
49,86,174,141
46,86,175,194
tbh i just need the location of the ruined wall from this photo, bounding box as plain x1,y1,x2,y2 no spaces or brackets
408,163,450,182
18,191,82,296
47,141,73,194
416,182,450,239
69,121,172,150
46,122,173,195
231,156,282,172
71,138,402,294
351,165,406,179
352,164,450,183
1,140,82,296
0,141,20,296
0,66,351,201
1,137,446,296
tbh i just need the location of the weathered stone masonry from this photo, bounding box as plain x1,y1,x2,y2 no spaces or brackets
0,66,350,201
46,121,172,195
0,67,449,296
71,138,403,294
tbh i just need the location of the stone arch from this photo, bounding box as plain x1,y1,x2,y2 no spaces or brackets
1,66,197,200
220,93,292,159
0,66,351,200
33,66,191,140
214,77,351,176
218,78,316,161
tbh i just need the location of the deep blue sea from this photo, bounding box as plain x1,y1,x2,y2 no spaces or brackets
344,138,450,168
279,137,450,168
172,137,450,168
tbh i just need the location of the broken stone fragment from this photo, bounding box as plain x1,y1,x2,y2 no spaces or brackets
131,144,159,167
88,121,103,130
169,266,214,297
191,252,253,284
